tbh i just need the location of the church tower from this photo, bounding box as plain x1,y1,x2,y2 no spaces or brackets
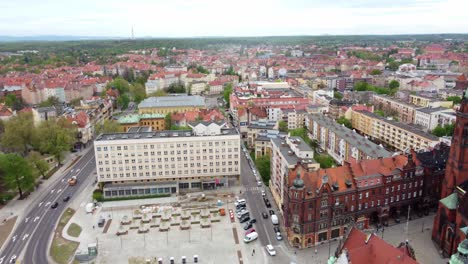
440,88,468,198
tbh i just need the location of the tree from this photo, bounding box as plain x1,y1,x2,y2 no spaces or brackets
255,155,271,185
27,151,50,179
388,61,400,71
107,77,130,94
129,83,146,104
315,154,335,169
117,94,130,110
95,119,121,135
278,121,288,132
334,92,343,100
195,65,210,74
35,119,75,165
370,69,382,75
0,112,35,155
149,90,168,97
374,110,385,117
289,128,311,145
4,94,17,108
431,125,446,137
389,80,400,89
223,83,233,108
0,153,35,199
164,113,172,130
354,81,370,91
447,96,462,105
336,117,352,129
39,96,60,107
165,82,185,93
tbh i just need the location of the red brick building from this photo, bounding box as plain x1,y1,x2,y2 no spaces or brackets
432,88,468,257
283,153,431,248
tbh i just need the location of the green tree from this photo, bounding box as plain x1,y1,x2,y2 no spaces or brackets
96,119,121,135
107,77,131,94
255,155,271,185
370,69,382,75
446,96,462,105
289,128,311,145
334,92,343,100
36,119,75,165
431,125,446,137
336,117,352,129
195,65,210,74
223,83,233,108
278,121,288,132
27,151,50,179
388,61,400,71
374,110,385,117
315,154,335,169
149,90,168,97
117,94,130,110
164,113,172,130
4,94,17,108
0,153,35,199
39,96,60,107
388,80,400,89
354,81,370,91
129,83,146,104
0,112,35,155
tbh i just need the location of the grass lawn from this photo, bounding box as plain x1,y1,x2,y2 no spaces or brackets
67,223,82,238
50,208,80,264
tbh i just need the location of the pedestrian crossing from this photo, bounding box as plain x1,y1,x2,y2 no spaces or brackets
243,186,263,193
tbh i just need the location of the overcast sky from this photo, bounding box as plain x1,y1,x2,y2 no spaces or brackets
1,0,467,37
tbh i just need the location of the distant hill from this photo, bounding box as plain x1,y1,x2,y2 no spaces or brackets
0,35,124,42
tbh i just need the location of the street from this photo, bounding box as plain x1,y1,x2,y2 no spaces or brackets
0,147,97,264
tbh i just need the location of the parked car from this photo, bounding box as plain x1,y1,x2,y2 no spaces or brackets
266,245,276,256
269,210,275,215
237,210,249,219
240,216,250,223
243,223,253,230
51,202,59,209
245,229,256,235
262,212,269,219
235,199,246,206
276,232,283,241
266,201,271,208
98,217,105,227
243,232,258,243
274,226,280,233
63,195,70,202
257,181,262,187
249,218,257,224
271,215,279,225
261,190,266,197
236,206,246,213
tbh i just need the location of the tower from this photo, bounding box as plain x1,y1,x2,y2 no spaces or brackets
440,87,468,198
131,26,134,40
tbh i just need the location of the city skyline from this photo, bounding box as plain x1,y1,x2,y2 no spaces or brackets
1,0,468,38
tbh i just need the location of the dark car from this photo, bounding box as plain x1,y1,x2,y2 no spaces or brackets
263,197,269,203
269,210,275,215
262,212,268,219
240,216,251,223
51,202,59,209
243,223,253,230
274,226,280,233
63,195,70,202
266,201,271,208
394,217,401,223
249,218,257,224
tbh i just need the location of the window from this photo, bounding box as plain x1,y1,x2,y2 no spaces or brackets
321,199,328,207
365,192,369,198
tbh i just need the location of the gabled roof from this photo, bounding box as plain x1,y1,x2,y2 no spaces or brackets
440,193,458,210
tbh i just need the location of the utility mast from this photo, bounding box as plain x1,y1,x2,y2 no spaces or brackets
131,26,134,40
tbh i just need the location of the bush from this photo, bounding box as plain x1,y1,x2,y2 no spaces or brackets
93,191,103,202
92,191,171,202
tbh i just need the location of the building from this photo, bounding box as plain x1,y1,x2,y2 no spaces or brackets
432,88,468,257
138,95,205,115
270,136,319,214
308,114,391,165
280,109,307,130
246,120,276,148
32,106,57,126
145,72,182,94
409,94,453,108
118,113,165,132
190,81,207,95
351,110,440,152
282,153,428,248
254,129,285,158
94,122,241,198
372,95,421,124
332,227,418,264
414,107,456,131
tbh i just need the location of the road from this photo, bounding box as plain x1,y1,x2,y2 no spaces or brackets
0,147,96,264
239,146,294,264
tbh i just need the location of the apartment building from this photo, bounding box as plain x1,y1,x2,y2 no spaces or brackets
280,109,307,130
254,130,286,158
414,107,456,131
409,94,453,108
270,136,319,214
118,113,166,132
138,95,206,115
94,122,241,198
372,94,421,124
145,73,181,94
308,114,391,165
352,110,439,151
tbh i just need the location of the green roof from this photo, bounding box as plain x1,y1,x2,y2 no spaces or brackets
118,113,165,124
449,239,468,264
440,193,458,209
460,226,468,235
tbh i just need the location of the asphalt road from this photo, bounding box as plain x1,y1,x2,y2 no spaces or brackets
0,147,96,264
239,147,293,263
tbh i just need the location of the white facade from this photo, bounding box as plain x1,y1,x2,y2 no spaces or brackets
414,107,456,131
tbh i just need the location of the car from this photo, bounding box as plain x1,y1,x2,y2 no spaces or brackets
266,201,271,208
243,223,253,230
261,190,266,197
262,212,268,219
240,216,250,223
243,232,258,243
245,228,256,235
274,226,280,233
235,199,246,207
51,202,59,209
394,217,401,223
276,232,283,241
237,210,249,218
266,245,276,256
236,206,246,213
229,209,235,220
263,197,269,203
63,195,70,202
249,218,257,224
10,255,17,263
269,210,275,215
257,181,262,187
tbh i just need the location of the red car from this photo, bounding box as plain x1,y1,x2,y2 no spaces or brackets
245,228,256,235
229,209,235,220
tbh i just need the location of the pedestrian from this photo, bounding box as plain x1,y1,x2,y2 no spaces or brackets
294,251,296,255
253,249,255,254
93,225,95,229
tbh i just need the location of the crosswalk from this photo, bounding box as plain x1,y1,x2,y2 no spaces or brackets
243,186,263,193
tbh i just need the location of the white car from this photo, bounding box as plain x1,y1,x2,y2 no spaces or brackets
261,190,266,197
266,245,276,256
257,181,262,187
276,232,283,241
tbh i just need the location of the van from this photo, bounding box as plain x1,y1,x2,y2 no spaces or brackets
237,210,249,219
271,215,279,225
98,218,105,227
235,199,246,206
243,232,258,243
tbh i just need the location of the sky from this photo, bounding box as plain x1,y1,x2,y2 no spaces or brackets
1,0,467,37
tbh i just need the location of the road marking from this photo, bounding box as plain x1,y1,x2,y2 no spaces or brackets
23,234,29,241
38,202,43,207
25,217,29,223
50,189,55,194
12,235,16,242
34,216,40,222
57,189,62,193
61,179,65,182
0,256,4,264
45,202,51,207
